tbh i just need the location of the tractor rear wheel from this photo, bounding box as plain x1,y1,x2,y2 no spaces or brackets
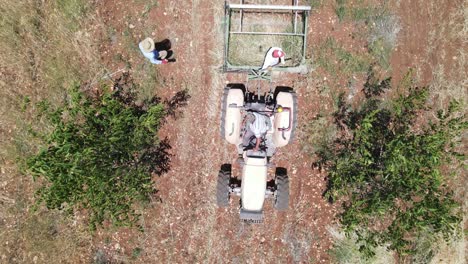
216,166,231,207
274,168,289,211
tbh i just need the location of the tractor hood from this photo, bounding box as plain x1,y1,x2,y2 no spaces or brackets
241,155,267,211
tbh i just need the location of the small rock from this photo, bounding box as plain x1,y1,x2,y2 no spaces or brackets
129,24,135,29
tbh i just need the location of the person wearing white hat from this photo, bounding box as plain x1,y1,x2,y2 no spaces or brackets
139,37,169,64
260,47,286,70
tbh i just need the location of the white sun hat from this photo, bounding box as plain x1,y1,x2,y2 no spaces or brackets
140,38,155,53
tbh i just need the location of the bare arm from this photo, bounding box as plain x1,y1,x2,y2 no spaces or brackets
254,137,261,151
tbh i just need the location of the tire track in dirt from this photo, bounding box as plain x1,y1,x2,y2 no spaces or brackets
152,0,228,261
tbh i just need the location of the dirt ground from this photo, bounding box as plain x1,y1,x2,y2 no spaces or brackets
1,0,464,263
389,0,466,85
86,0,467,263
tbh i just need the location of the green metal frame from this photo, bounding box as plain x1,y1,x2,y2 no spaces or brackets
223,3,311,73
247,69,272,81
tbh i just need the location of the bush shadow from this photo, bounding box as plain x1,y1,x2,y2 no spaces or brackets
164,89,191,119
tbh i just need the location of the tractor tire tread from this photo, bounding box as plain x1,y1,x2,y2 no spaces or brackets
216,169,230,207
275,172,289,211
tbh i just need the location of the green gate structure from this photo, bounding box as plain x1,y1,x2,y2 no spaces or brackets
223,2,311,74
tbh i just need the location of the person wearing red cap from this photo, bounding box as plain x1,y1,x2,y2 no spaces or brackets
260,47,285,70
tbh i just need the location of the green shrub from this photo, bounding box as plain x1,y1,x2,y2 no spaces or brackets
316,71,466,258
26,75,172,230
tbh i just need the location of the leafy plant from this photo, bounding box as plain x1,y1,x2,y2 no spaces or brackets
26,74,173,230
317,71,466,258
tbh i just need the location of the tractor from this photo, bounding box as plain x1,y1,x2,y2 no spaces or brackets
217,83,297,223
217,2,308,222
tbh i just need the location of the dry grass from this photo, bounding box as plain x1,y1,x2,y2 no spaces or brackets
0,0,104,155
368,14,401,49
282,223,314,262
327,226,395,264
426,3,467,111
368,14,401,69
0,210,93,264
333,0,399,70
428,229,466,264
313,37,371,75
301,115,337,159
0,0,104,262
400,227,466,264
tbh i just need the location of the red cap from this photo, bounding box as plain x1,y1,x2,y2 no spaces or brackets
272,50,284,58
